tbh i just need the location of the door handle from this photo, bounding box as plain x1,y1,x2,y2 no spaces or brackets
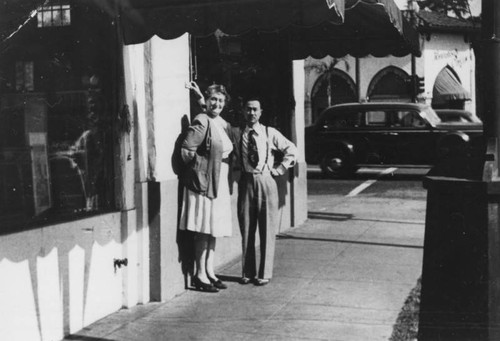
383,132,399,136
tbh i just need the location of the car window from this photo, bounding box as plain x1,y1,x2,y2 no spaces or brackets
397,110,427,128
321,110,362,129
423,108,441,125
453,115,470,122
435,110,481,124
365,111,387,127
444,114,470,122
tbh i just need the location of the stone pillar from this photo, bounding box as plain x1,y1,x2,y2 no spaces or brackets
292,59,308,227
147,34,191,301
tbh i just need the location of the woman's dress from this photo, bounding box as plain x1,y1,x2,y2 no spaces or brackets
179,116,233,237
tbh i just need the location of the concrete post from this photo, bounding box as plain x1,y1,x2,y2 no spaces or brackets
481,1,500,340
292,59,308,227
419,2,500,340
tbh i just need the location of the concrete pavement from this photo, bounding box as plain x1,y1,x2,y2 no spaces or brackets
64,195,426,341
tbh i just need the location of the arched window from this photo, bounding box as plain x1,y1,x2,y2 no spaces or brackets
367,66,411,102
432,66,470,109
311,69,357,123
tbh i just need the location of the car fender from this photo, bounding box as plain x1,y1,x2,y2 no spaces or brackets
329,140,355,155
322,140,357,165
436,131,470,159
320,140,358,178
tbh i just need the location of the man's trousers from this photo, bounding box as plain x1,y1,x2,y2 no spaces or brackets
237,172,278,279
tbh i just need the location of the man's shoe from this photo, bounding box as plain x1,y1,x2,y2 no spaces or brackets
254,278,270,286
239,277,252,285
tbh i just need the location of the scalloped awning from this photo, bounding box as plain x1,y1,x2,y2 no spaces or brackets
292,0,422,58
119,0,420,57
0,0,420,58
120,0,345,44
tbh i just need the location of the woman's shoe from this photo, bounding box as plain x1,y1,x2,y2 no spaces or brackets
208,277,227,289
192,276,219,293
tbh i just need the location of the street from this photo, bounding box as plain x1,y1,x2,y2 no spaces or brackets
307,166,430,200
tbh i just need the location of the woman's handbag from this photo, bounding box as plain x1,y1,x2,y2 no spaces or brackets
182,119,212,195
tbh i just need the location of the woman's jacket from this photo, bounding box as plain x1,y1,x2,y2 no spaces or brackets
181,113,225,199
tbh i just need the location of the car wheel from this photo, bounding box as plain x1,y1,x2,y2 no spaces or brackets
320,148,355,178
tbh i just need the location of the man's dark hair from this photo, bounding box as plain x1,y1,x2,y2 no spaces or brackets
243,96,263,108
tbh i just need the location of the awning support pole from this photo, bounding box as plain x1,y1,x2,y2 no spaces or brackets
355,57,361,101
411,53,417,102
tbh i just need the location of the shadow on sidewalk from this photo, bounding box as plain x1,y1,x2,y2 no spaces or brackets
277,233,423,249
65,335,116,341
308,211,353,221
308,211,423,225
215,274,242,283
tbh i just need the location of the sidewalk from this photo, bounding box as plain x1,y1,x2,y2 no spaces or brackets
64,196,426,341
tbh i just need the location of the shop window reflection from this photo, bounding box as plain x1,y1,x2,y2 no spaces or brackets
48,88,108,214
0,2,116,229
0,88,112,226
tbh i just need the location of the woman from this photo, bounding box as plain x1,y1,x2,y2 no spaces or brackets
179,82,233,292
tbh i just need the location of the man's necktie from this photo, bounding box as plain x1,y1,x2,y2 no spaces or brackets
247,129,259,169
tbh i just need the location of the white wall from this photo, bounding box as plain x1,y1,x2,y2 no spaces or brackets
304,31,476,123
124,43,148,182
122,42,151,308
151,34,191,182
304,56,355,126
422,33,476,113
293,60,306,163
470,0,481,16
292,60,309,226
393,0,409,10
0,213,123,341
359,55,413,100
304,54,412,125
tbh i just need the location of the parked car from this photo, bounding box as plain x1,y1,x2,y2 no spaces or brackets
435,109,482,125
305,102,483,178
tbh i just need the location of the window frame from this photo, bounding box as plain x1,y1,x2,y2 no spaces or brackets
37,3,71,28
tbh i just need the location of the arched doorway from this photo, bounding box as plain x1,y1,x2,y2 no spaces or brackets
432,66,470,109
311,69,357,123
367,66,411,102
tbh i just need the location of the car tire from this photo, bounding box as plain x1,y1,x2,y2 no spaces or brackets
320,148,355,178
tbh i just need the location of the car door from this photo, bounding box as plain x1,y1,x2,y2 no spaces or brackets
314,108,366,160
362,109,396,164
390,109,436,164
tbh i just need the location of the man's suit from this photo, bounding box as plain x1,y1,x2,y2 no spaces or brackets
231,123,297,280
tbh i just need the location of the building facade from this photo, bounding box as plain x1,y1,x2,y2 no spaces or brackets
0,0,418,339
305,9,478,127
0,3,309,340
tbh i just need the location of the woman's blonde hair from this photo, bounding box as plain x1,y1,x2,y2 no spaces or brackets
205,84,230,103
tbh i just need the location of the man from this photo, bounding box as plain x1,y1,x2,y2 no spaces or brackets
233,98,297,286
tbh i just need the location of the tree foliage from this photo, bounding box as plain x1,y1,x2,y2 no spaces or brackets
417,0,472,19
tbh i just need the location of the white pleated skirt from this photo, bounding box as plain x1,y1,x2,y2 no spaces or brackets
179,162,233,237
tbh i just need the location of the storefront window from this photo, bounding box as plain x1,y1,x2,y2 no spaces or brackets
0,3,116,229
37,3,71,28
15,61,35,91
367,66,412,102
